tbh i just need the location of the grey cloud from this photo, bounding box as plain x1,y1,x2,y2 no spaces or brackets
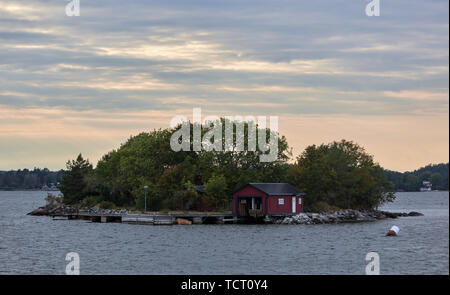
0,0,447,116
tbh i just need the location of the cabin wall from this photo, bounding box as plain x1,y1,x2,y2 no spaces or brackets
232,185,267,215
232,184,305,216
267,195,305,215
267,195,293,214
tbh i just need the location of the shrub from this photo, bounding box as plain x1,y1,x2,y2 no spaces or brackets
308,201,340,213
159,208,170,214
97,201,116,209
197,195,217,211
170,190,199,210
135,193,146,210
290,140,395,210
80,196,101,207
45,193,63,207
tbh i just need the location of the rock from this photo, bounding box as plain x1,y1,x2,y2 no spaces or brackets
327,215,337,223
27,206,50,216
372,211,387,219
381,211,398,218
408,211,424,216
292,213,312,224
282,217,293,224
355,211,371,221
27,203,128,217
321,215,330,223
282,208,423,226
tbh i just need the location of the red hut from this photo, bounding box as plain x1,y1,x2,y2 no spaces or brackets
232,183,305,217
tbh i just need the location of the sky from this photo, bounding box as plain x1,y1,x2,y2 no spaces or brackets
0,0,448,172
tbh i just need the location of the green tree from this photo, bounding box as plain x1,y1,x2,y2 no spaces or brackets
289,145,335,206
384,163,448,191
404,173,420,191
419,171,432,182
193,118,292,194
205,174,228,207
95,130,188,206
59,154,93,204
289,140,394,211
431,173,443,190
135,183,159,211
92,119,291,209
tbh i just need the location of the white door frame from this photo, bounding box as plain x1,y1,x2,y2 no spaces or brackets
292,196,296,213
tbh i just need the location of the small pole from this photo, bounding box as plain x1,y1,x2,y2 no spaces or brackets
144,185,148,213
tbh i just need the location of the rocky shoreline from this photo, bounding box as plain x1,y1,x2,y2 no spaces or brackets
27,204,128,216
273,209,424,225
28,204,423,226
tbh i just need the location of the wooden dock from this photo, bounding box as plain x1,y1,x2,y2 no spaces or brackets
50,211,237,225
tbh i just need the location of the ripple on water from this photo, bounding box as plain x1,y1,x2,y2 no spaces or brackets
0,191,448,274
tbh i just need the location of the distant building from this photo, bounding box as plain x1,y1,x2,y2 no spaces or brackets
420,181,432,192
232,183,305,217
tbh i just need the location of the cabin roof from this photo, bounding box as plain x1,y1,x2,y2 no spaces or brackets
234,183,304,196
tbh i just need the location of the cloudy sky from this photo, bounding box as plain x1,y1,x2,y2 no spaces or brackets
0,0,448,171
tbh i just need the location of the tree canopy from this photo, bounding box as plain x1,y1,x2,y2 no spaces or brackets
385,163,449,191
289,140,395,211
57,121,437,211
59,154,94,204
59,119,291,210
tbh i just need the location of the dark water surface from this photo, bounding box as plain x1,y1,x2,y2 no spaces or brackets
0,191,448,274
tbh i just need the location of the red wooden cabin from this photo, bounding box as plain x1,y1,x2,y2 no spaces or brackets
232,183,305,217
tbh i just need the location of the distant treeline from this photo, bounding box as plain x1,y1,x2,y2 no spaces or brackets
1,158,448,197
384,163,449,191
0,168,63,190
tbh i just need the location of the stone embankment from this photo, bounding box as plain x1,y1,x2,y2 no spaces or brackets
275,209,423,225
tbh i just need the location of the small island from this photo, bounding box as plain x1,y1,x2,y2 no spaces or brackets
26,120,430,225
28,198,423,225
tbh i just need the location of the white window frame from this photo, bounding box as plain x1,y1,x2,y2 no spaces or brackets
298,198,302,205
278,198,284,205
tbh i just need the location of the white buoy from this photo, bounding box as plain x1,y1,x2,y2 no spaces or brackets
386,225,400,236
